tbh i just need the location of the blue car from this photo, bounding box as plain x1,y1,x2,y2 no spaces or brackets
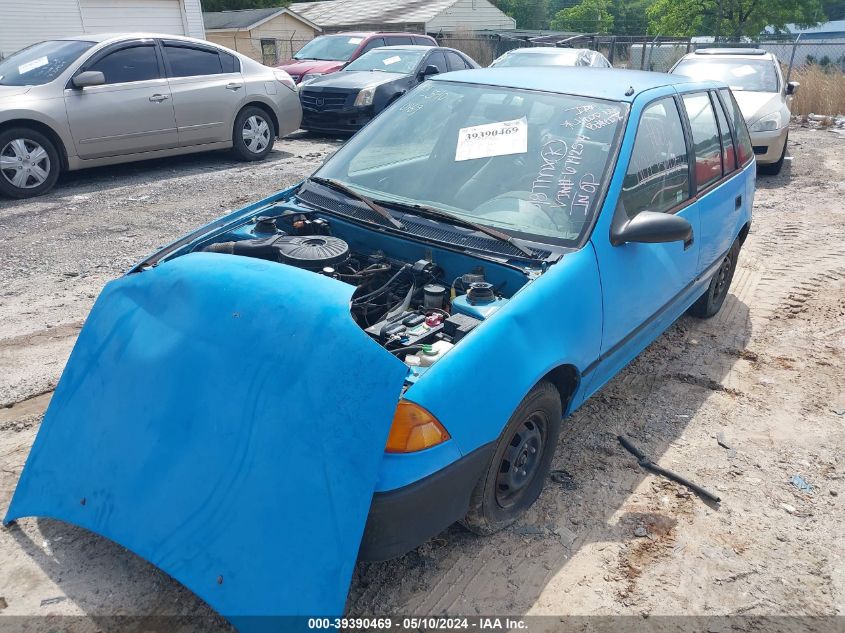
6,68,754,628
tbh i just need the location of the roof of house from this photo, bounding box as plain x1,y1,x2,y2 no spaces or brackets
765,19,845,37
203,7,321,32
288,0,459,28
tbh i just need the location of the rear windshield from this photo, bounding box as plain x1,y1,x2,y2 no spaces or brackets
494,49,584,67
0,40,95,86
344,49,425,74
293,35,363,62
674,58,779,92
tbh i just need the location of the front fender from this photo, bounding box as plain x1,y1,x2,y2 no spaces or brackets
404,244,603,454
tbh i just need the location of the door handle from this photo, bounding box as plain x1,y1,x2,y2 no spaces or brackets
735,195,742,210
149,94,169,102
225,83,243,91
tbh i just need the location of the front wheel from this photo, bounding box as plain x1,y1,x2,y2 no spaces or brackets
231,106,275,161
688,240,740,318
0,128,60,198
463,381,562,535
758,133,787,176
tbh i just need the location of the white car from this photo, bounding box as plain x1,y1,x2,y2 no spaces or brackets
490,47,611,69
670,48,797,175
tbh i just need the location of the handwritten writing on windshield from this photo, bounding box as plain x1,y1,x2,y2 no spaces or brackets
529,134,599,217
399,87,449,116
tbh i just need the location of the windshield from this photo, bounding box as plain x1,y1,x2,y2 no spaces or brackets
493,50,583,67
0,40,95,86
673,59,779,92
293,35,363,61
344,49,425,74
313,81,627,244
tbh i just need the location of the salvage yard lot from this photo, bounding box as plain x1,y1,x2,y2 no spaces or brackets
1,127,843,625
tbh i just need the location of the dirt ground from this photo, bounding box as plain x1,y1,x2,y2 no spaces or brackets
0,126,843,628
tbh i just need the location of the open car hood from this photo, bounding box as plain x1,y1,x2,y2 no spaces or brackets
4,253,408,629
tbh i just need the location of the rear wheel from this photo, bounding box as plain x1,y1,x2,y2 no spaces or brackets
688,240,740,318
0,128,60,198
758,133,787,175
463,381,562,535
232,106,275,161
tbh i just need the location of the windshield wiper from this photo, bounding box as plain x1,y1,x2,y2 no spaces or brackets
375,199,538,259
307,176,405,230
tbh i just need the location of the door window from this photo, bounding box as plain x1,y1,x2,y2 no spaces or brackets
425,50,449,74
719,88,753,166
360,38,385,54
621,97,690,218
385,36,412,45
682,92,722,190
164,45,224,77
445,51,470,71
711,90,737,172
88,45,160,84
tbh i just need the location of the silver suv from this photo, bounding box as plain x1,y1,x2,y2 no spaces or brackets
671,48,797,175
0,33,302,198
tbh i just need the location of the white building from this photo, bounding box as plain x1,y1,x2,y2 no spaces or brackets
288,0,516,34
0,0,205,58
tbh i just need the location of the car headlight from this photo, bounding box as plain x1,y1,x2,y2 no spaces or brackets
750,111,784,132
300,72,323,84
354,86,376,107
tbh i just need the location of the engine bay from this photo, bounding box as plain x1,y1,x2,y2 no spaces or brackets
191,207,538,370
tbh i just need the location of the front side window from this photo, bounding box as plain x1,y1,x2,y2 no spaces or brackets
88,45,160,84
360,38,385,54
622,97,690,218
344,49,425,74
445,51,470,71
720,88,753,166
165,45,223,77
314,80,627,244
674,58,779,93
0,40,95,86
682,92,722,189
426,51,449,74
293,35,362,62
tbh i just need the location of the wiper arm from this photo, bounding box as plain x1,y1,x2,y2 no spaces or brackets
376,199,538,259
307,176,405,230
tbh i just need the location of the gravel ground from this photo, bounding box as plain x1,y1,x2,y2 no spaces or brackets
0,126,843,628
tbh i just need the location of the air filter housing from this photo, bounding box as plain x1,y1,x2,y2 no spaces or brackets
203,235,350,270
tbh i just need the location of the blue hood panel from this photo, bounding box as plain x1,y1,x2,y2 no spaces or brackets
5,253,407,627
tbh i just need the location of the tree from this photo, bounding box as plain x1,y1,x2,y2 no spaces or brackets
645,0,825,38
550,0,615,32
202,0,288,11
491,0,551,29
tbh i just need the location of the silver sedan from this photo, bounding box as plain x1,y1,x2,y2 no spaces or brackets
0,33,301,198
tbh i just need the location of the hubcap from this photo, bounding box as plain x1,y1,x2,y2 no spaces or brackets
713,253,732,301
242,115,270,154
1,138,50,189
495,412,547,508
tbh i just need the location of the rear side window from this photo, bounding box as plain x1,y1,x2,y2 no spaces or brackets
88,45,160,84
385,36,412,46
622,97,690,218
413,36,435,46
720,88,753,166
220,51,239,73
164,45,223,77
682,92,722,190
712,91,736,172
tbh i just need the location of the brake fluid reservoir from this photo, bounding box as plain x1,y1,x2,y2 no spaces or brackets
451,281,508,320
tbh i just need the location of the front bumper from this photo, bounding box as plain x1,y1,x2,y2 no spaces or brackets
301,106,374,134
359,442,495,562
750,126,788,164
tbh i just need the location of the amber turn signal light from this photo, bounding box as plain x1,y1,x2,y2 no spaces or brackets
385,400,450,453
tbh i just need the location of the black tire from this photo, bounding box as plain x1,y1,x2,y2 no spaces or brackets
463,381,562,535
688,239,740,318
231,106,275,161
0,127,61,198
758,134,787,176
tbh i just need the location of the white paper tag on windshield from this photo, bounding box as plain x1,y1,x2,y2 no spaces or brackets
348,37,363,44
455,117,528,162
18,56,48,75
382,55,401,65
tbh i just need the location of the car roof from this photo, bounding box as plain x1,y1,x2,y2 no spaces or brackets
56,32,209,45
321,31,433,38
366,45,440,51
432,67,703,102
681,48,778,62
507,47,591,54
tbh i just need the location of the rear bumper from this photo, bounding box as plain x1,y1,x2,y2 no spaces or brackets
359,442,495,562
301,106,374,134
750,126,788,164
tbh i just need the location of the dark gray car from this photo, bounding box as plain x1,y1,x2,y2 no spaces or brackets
0,33,302,198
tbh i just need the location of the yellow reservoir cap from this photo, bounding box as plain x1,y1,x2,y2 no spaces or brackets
385,400,450,453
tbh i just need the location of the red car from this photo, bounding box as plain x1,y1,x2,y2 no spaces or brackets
277,32,437,84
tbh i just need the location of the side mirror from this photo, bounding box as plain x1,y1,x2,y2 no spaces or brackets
786,81,799,95
611,211,693,247
72,71,105,88
419,64,440,79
